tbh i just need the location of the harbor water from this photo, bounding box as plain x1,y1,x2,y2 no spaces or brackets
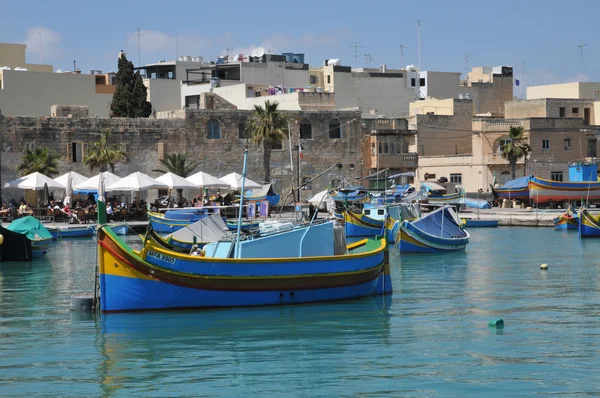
1,229,600,396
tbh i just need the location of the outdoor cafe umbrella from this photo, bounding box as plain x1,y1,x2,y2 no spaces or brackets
219,172,262,190
106,172,168,192
4,172,65,191
156,172,199,190
186,171,230,189
54,171,88,188
63,172,73,206
74,171,121,192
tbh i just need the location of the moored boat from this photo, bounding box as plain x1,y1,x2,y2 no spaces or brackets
529,177,600,204
110,224,129,235
553,207,579,230
98,220,391,313
397,205,469,253
55,225,96,238
343,206,386,238
6,216,54,258
148,209,210,233
578,207,600,238
462,219,499,228
491,175,532,202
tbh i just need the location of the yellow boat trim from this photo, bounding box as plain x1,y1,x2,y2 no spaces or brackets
346,238,369,250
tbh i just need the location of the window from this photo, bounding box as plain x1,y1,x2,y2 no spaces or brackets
24,142,36,152
378,142,382,154
329,119,341,139
299,119,312,139
207,119,221,139
310,75,317,84
301,177,312,190
185,95,200,109
551,171,563,182
450,173,462,184
157,142,165,160
327,75,331,84
238,122,249,139
588,139,597,158
419,77,425,87
384,143,389,153
377,209,385,216
67,142,84,163
271,140,283,150
371,143,376,155
564,139,571,150
497,139,510,154
410,78,416,87
559,107,566,117
542,138,550,151
572,107,579,115
390,142,395,154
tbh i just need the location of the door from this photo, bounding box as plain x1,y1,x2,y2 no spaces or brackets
584,108,591,126
588,139,597,158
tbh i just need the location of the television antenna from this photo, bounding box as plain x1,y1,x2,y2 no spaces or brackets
364,53,376,67
135,26,142,66
350,41,365,69
578,44,588,82
399,44,408,68
464,54,470,74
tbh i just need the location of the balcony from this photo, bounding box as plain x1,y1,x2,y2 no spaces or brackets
486,153,524,165
366,152,418,169
363,118,409,133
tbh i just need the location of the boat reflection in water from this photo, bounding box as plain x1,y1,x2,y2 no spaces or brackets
96,297,392,395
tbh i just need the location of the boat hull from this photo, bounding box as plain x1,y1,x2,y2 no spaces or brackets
398,216,469,253
427,192,464,205
56,226,95,238
463,219,499,228
110,224,128,235
578,208,600,237
343,211,384,237
529,177,600,203
553,216,579,230
98,227,391,313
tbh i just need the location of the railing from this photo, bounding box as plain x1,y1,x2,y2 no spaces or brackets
363,118,409,132
366,152,418,169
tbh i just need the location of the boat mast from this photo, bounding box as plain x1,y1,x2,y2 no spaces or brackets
234,146,249,258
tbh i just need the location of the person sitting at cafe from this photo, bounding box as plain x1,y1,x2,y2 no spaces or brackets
0,203,9,215
18,201,28,215
215,192,224,205
106,202,115,220
62,203,72,217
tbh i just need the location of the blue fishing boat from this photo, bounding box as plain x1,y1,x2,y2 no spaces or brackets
56,225,96,238
491,175,532,202
6,216,54,258
422,181,465,206
148,209,210,233
462,219,499,228
553,207,579,230
343,206,386,238
98,220,390,313
146,214,231,253
330,187,369,203
578,207,600,237
398,205,470,253
110,224,129,235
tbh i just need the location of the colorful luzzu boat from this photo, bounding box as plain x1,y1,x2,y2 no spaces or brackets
343,207,386,238
578,207,600,238
491,176,532,202
553,207,579,230
148,209,210,233
397,205,469,253
97,220,391,313
529,177,600,203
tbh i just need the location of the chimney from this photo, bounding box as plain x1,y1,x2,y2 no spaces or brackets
380,65,387,73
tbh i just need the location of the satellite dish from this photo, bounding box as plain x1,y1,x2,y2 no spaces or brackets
232,54,239,62
254,47,265,57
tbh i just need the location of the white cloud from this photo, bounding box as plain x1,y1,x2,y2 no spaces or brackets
25,27,62,62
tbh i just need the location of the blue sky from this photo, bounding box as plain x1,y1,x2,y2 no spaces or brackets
1,0,598,95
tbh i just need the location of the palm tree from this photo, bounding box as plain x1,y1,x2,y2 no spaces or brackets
246,100,289,183
83,130,127,173
500,126,532,180
153,153,202,200
16,147,60,177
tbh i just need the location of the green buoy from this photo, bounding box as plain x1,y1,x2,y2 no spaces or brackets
488,319,504,328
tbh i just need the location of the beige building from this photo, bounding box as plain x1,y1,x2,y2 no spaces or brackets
417,117,598,193
527,82,600,101
0,42,115,117
505,98,595,125
0,42,53,73
409,98,473,157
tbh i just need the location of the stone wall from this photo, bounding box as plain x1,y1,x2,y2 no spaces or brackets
0,108,363,203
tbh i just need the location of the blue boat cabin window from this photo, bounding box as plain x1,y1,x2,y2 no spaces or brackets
329,119,341,139
300,119,312,139
364,209,371,215
207,119,221,139
377,209,385,215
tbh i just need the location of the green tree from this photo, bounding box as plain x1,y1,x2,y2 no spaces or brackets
16,147,60,177
246,100,289,183
133,71,152,118
500,126,532,180
83,130,127,173
109,54,152,118
153,153,202,199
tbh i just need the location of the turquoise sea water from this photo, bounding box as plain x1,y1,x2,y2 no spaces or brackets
1,229,600,397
